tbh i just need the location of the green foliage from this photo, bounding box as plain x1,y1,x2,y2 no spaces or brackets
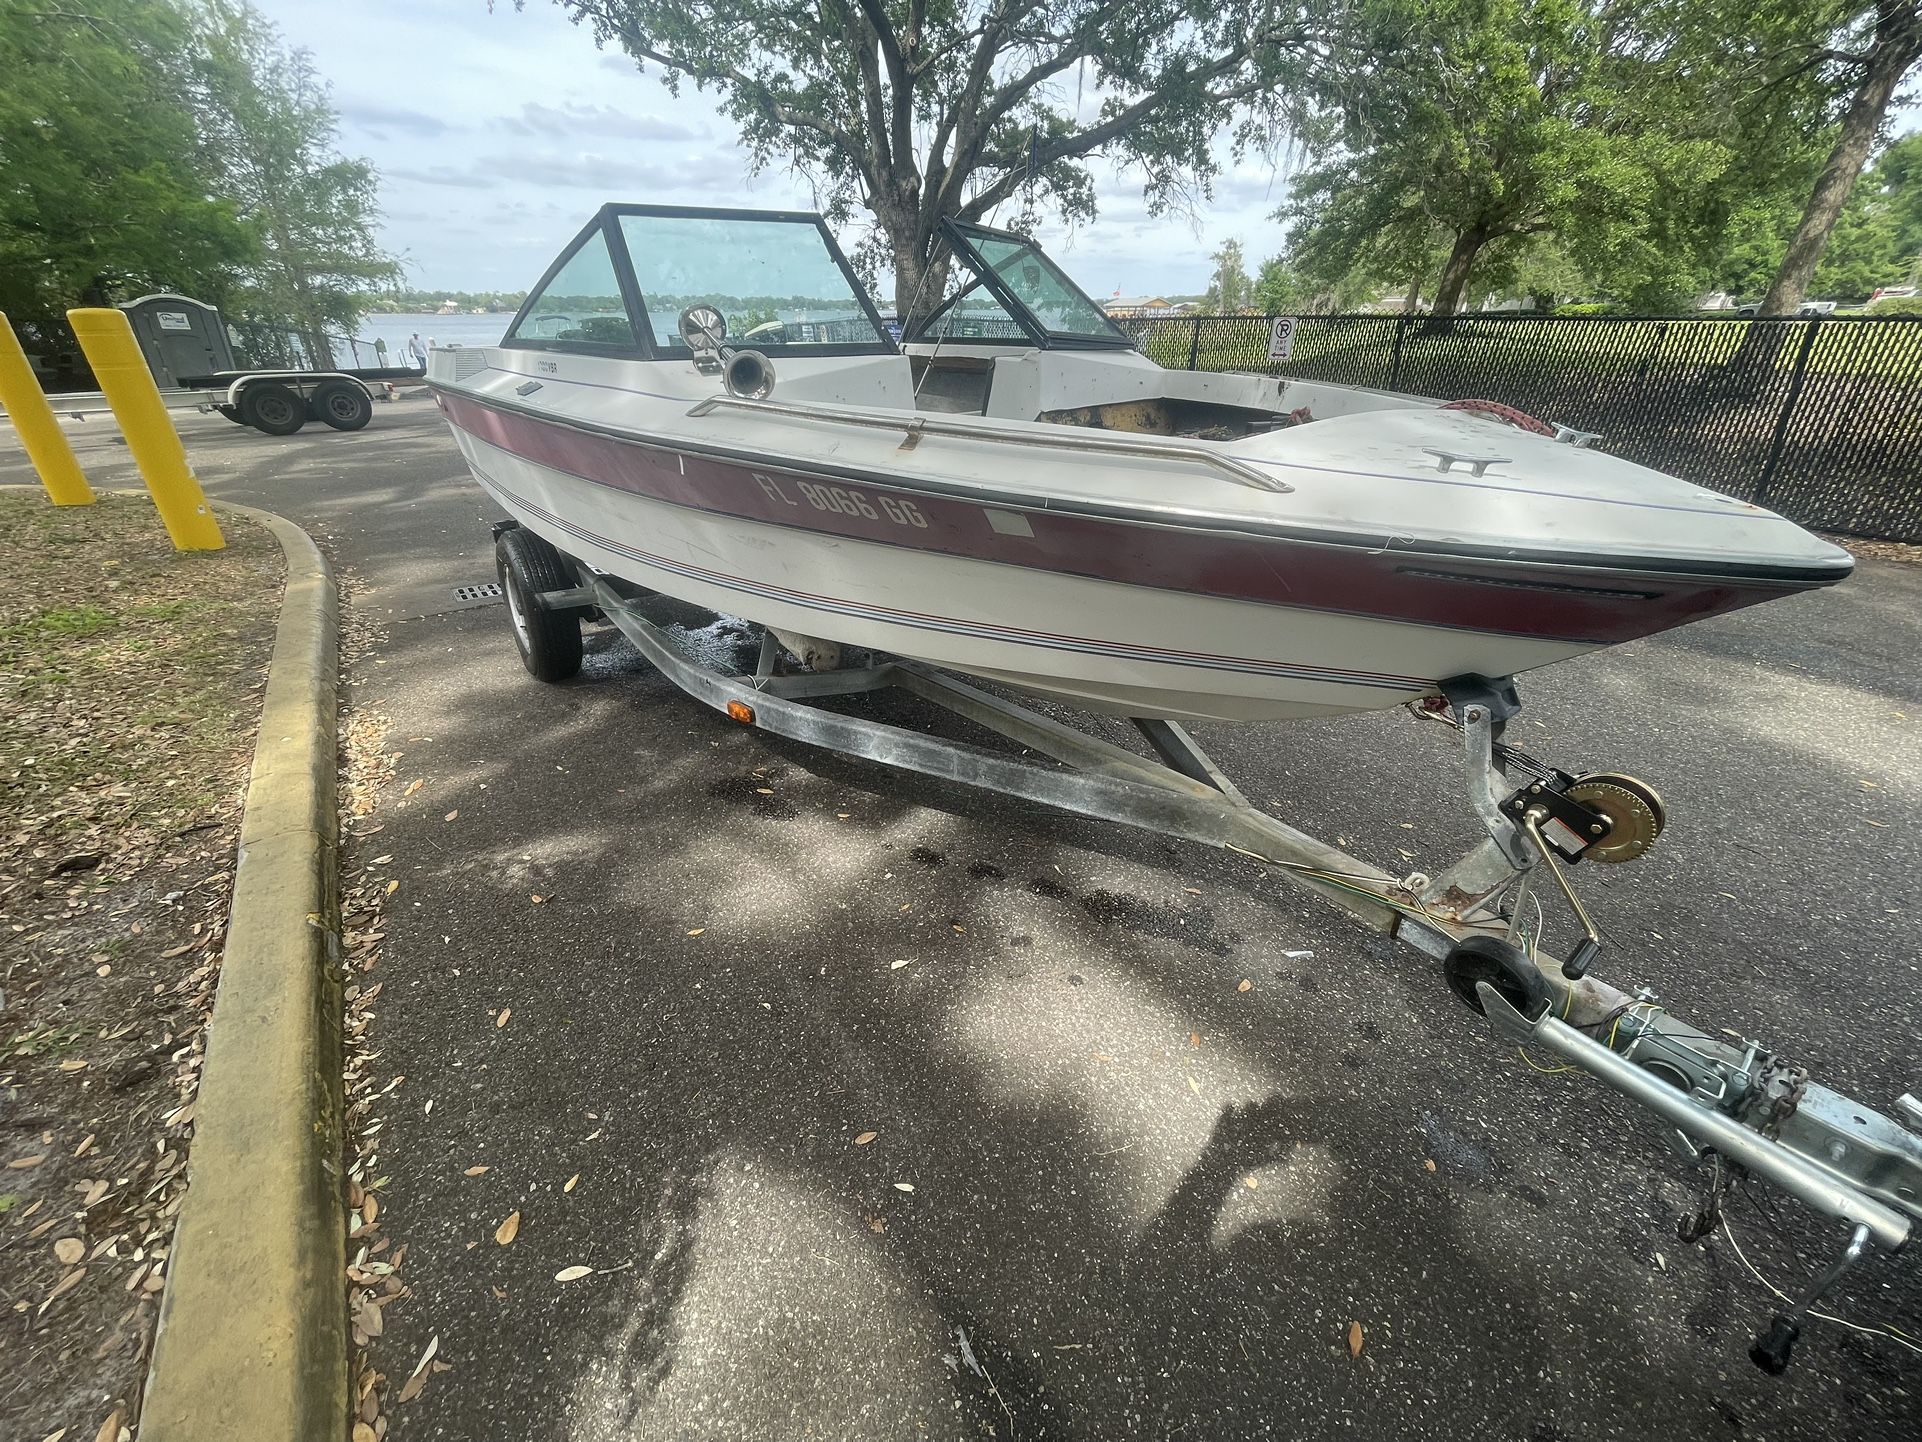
1272,0,1882,314
0,0,255,341
551,0,1321,316
387,289,528,313
1553,302,1624,316
0,0,396,374
1203,239,1252,312
1251,255,1370,312
186,0,402,355
1866,294,1922,314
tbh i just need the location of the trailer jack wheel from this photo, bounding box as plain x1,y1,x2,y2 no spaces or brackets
1443,935,1551,1021
497,528,583,682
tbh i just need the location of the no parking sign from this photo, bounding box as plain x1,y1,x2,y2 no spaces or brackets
1267,316,1297,361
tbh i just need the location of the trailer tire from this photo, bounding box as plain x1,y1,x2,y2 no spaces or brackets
497,527,583,682
1443,935,1551,1021
239,382,306,435
312,381,373,431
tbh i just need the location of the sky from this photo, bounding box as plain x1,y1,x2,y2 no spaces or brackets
250,0,1296,300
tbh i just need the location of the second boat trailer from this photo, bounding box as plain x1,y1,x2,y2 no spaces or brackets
492,518,1922,1376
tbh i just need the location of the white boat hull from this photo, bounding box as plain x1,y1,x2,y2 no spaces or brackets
457,430,1583,721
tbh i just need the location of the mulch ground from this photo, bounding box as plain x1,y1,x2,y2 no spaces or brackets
0,491,283,1442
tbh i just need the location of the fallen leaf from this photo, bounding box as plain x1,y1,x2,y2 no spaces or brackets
1236,978,1252,993
1189,1032,1202,1047
755,787,774,795
853,1131,878,1146
1244,1176,1259,1190
1347,1321,1364,1358
685,927,705,936
1423,1159,1437,1173
353,1424,377,1442
1183,887,1202,895
554,1265,594,1282
362,1195,379,1225
530,894,545,904
1186,1074,1200,1095
353,1293,384,1338
93,1410,123,1442
403,779,425,797
58,1059,87,1071
73,1133,95,1158
10,1155,45,1169
495,1210,521,1245
564,1174,580,1193
496,1008,511,1029
893,1181,915,1192
444,810,459,821
397,1334,440,1402
38,1266,86,1314
889,959,910,970
53,1237,85,1265
464,1165,490,1176
384,879,399,896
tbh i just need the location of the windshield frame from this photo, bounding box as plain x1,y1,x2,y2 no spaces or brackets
498,213,651,358
502,204,899,361
904,219,1136,351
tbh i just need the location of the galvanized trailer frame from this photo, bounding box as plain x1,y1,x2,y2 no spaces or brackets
512,531,1922,1372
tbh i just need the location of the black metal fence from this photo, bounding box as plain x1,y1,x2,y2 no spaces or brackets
1117,312,1922,544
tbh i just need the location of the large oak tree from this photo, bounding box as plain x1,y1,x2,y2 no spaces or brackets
551,0,1330,318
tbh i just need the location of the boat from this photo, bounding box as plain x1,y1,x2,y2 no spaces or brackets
427,204,1852,723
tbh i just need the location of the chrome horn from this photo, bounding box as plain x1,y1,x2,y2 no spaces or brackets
678,306,776,401
723,347,775,400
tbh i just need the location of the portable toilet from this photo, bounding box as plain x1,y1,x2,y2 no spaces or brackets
118,293,236,387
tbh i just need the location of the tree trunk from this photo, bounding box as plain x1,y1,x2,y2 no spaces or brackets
1430,226,1489,316
1759,6,1922,316
890,222,951,330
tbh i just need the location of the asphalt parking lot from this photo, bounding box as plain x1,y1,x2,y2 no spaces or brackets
6,395,1919,1440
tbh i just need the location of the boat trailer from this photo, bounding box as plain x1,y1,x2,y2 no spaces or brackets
493,519,1922,1375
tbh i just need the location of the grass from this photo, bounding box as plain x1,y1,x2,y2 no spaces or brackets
0,492,283,851
1129,313,1922,386
0,489,284,1442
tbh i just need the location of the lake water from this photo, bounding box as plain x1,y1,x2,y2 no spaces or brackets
353,311,511,363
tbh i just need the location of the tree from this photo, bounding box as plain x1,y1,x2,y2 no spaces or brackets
1251,254,1369,312
186,0,401,363
1203,239,1251,311
1277,0,1744,315
1756,2,1922,314
0,0,254,349
1883,132,1922,273
549,0,1326,319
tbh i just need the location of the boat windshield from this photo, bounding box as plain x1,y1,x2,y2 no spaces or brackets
615,211,892,355
911,220,1131,348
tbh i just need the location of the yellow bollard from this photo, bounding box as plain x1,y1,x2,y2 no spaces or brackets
67,307,224,550
0,312,95,506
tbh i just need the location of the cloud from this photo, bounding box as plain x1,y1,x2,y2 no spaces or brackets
496,101,706,143
337,99,449,137
387,164,496,191
476,149,741,194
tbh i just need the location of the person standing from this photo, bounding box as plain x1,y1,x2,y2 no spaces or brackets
407,333,426,369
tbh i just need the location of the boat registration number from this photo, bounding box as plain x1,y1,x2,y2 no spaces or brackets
754,472,929,529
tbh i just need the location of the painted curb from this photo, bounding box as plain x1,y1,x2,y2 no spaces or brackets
140,501,345,1442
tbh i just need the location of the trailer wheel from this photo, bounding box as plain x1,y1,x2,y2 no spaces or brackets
1443,935,1551,1021
239,382,306,435
497,528,583,682
312,381,373,431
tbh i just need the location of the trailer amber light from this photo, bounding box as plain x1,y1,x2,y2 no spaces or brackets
726,700,756,724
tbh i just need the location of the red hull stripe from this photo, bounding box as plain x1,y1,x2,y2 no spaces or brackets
475,466,1439,693
437,388,1774,647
